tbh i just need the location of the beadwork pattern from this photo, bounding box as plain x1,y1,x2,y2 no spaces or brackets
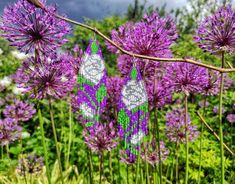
118,65,148,161
77,39,107,128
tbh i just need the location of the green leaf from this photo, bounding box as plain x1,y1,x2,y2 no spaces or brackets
118,109,130,130
9,146,21,155
96,84,106,103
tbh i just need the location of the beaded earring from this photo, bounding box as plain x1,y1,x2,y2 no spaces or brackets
118,59,149,161
77,39,107,128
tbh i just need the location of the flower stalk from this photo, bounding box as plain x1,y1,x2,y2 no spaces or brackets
219,52,225,184
48,99,64,184
184,95,189,184
38,107,51,184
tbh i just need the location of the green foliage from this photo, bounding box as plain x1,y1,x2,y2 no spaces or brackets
0,39,21,78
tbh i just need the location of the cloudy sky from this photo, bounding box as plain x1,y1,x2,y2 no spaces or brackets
0,0,187,21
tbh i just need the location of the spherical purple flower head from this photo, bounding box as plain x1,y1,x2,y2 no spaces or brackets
107,12,177,94
67,45,84,75
0,0,70,55
141,140,169,166
16,154,44,176
0,98,6,107
107,76,125,110
119,149,137,165
3,99,36,122
226,114,235,123
165,108,199,143
102,76,125,123
59,52,82,76
107,11,177,54
213,106,226,114
83,122,119,154
201,70,220,96
163,60,208,95
194,5,235,54
0,118,22,146
147,79,172,110
198,100,209,108
15,54,76,99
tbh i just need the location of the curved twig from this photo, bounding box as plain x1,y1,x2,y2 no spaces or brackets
54,14,235,73
196,111,234,156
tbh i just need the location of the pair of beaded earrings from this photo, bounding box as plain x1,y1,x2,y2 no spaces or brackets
77,39,148,159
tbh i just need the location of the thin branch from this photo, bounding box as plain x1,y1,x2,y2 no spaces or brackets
196,111,234,156
226,61,234,69
54,14,235,73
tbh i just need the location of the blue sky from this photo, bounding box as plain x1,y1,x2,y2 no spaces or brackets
0,0,187,21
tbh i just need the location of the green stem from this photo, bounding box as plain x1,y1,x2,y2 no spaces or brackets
126,164,129,184
135,152,140,184
184,95,189,184
154,77,163,184
66,99,73,168
48,99,64,184
145,148,150,184
175,141,179,184
6,144,9,159
99,152,104,184
38,107,51,184
109,151,113,183
155,109,162,184
198,99,207,184
118,155,121,183
219,52,225,184
87,149,93,184
140,165,144,184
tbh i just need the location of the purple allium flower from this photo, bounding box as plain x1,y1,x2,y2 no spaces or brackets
59,53,82,76
147,80,172,109
107,12,177,102
0,118,22,145
106,76,125,112
226,114,235,123
201,70,220,96
71,94,80,112
194,5,235,54
5,94,16,103
141,140,169,166
16,154,44,176
107,12,177,55
83,122,119,153
165,108,199,143
3,99,36,122
0,98,6,107
0,0,70,55
100,76,124,125
213,106,226,114
119,149,137,165
15,55,76,99
198,100,209,108
163,61,208,95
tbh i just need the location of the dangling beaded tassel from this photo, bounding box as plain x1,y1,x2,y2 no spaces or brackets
77,39,107,127
118,63,149,161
